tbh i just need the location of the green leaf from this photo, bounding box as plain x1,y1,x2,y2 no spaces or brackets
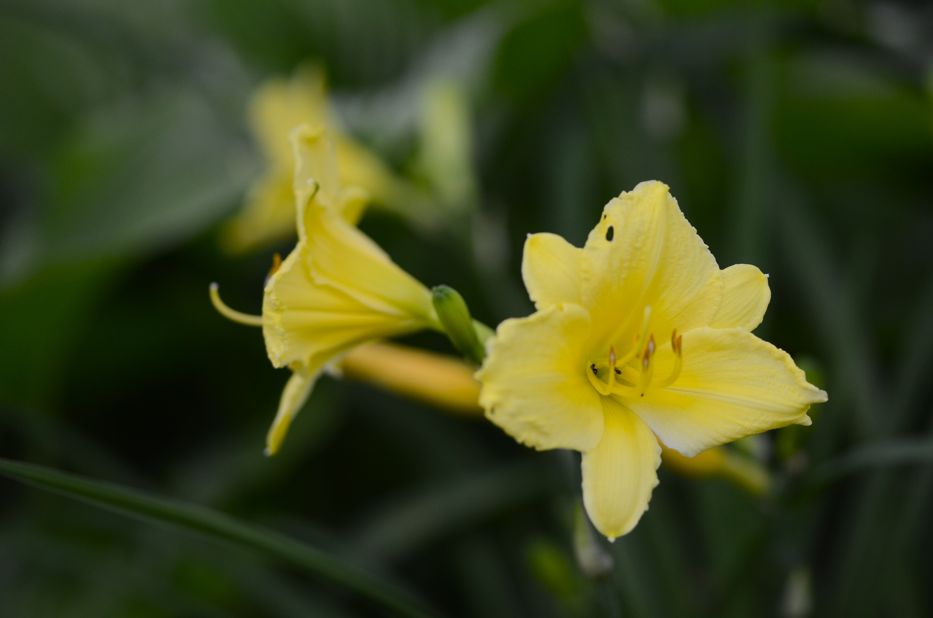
349,459,556,563
0,457,437,618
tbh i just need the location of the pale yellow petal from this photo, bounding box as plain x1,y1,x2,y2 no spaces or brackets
262,243,429,371
266,370,318,456
582,181,722,346
292,125,340,209
521,232,586,308
299,202,436,322
477,304,604,452
581,398,661,541
250,65,329,166
221,170,294,252
709,264,771,331
628,327,828,457
335,137,396,204
336,187,369,227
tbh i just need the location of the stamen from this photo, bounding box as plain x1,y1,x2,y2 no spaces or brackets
586,363,614,396
634,306,653,359
266,253,283,282
656,329,684,388
638,334,656,396
210,283,264,327
607,346,617,391
611,305,653,369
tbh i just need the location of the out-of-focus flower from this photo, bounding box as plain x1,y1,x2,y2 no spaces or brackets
414,80,477,214
222,66,418,252
213,126,439,454
476,181,827,540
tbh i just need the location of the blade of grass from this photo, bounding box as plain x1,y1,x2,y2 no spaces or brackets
350,458,557,563
775,177,888,615
776,184,880,441
0,457,437,618
890,273,933,428
805,438,933,487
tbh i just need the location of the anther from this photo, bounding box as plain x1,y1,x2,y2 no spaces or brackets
267,253,283,281
638,334,656,395
640,334,656,369
656,329,684,388
607,346,617,391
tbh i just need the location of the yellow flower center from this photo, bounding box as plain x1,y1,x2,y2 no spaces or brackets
585,305,683,398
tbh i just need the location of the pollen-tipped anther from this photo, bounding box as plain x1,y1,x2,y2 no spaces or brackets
656,329,684,388
638,334,656,395
266,253,283,283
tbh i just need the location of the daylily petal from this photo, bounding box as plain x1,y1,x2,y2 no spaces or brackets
291,125,373,228
522,232,587,308
581,398,661,541
292,125,341,211
294,203,435,323
266,370,318,455
628,327,828,457
251,65,329,167
287,128,434,323
709,264,770,331
222,170,294,253
336,138,398,207
262,245,428,371
477,304,604,452
581,181,722,345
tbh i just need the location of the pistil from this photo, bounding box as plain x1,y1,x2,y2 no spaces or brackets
210,283,264,327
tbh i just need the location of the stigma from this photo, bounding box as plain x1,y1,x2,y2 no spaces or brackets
210,283,264,327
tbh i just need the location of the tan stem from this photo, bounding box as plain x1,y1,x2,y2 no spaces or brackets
339,341,482,415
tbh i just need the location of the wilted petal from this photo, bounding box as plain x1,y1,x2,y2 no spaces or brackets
266,371,318,456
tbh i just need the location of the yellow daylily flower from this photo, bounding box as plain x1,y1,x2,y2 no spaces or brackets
213,125,439,455
476,181,828,541
222,65,411,252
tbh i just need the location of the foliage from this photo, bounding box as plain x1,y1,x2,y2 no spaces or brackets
2,0,932,615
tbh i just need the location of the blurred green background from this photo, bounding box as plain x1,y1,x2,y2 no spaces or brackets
2,0,932,616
